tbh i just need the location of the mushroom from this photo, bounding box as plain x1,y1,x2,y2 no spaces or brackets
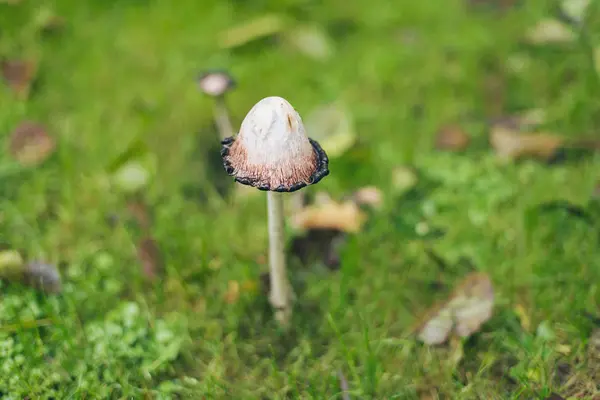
197,70,236,140
221,96,329,325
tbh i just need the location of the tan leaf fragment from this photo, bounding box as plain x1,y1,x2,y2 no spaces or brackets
417,272,495,345
137,236,161,280
8,121,56,167
290,199,367,233
490,125,563,161
435,124,471,151
352,186,383,209
1,59,37,98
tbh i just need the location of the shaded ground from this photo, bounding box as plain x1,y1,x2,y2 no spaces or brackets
1,0,599,398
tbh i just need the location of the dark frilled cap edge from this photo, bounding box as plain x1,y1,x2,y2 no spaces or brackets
221,137,329,193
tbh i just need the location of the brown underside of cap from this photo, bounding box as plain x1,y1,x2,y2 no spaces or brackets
221,137,329,192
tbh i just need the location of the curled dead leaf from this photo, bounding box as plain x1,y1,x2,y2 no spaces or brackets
352,186,383,209
490,124,563,161
290,199,367,233
435,124,471,151
416,272,495,345
137,236,161,280
8,121,56,167
1,59,37,98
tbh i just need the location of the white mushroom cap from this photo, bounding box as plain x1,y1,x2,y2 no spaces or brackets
197,70,235,97
221,96,329,192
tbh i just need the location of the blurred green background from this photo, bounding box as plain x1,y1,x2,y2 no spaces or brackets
0,0,599,398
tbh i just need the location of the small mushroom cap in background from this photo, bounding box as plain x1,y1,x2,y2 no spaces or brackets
197,70,235,97
221,96,329,192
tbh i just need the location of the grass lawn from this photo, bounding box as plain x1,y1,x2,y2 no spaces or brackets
1,0,600,398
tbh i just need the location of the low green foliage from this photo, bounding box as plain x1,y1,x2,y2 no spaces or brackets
0,0,599,398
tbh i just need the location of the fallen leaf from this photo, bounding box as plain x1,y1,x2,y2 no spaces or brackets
8,121,56,167
22,261,62,294
561,0,590,24
435,124,471,151
304,103,356,158
417,272,495,345
291,199,367,233
1,59,37,98
526,19,576,45
137,237,161,280
219,14,285,49
224,280,240,304
490,124,563,161
284,25,333,60
352,186,383,209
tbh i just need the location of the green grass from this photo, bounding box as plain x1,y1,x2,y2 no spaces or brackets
1,0,600,398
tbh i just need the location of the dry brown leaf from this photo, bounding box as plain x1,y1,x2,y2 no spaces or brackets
490,124,563,161
1,59,37,98
435,124,471,151
352,186,383,209
8,121,56,167
290,199,367,233
137,236,161,280
417,272,495,345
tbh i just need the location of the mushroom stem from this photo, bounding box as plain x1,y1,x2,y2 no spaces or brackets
214,96,234,140
267,191,293,325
